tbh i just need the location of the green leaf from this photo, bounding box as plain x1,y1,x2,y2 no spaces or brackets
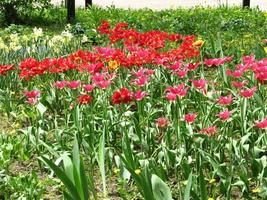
98,129,106,196
36,102,46,117
184,172,193,200
41,156,81,200
254,93,265,111
73,165,84,200
151,174,172,200
199,167,207,200
62,154,74,184
241,98,247,134
80,159,90,200
72,136,80,175
63,191,74,200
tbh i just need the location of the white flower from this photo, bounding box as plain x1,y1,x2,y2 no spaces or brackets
50,35,64,46
66,23,72,30
33,27,43,38
10,33,19,43
81,35,88,43
61,31,73,41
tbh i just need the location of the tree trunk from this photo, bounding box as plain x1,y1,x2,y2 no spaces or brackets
85,0,92,8
243,0,250,8
67,0,75,22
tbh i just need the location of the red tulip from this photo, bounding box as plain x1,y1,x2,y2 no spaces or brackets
0,64,14,76
184,113,197,123
24,90,40,105
112,88,132,105
78,94,93,105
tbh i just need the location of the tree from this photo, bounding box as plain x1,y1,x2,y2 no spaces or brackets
0,0,51,24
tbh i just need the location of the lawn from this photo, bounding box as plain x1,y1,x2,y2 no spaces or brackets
0,4,267,200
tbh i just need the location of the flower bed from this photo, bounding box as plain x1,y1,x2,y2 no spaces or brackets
0,17,267,199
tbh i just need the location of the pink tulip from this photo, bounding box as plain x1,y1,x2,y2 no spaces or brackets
156,117,169,128
192,79,207,90
166,92,177,101
132,76,149,87
255,118,267,129
199,126,217,136
176,69,188,78
54,81,67,89
97,80,111,89
67,80,80,89
218,94,233,106
217,109,231,121
83,84,94,92
231,81,247,89
240,86,257,98
184,113,197,123
133,90,147,101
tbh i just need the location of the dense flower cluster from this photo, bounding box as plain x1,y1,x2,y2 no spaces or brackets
0,21,266,136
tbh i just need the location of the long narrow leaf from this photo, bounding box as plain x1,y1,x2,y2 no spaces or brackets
98,129,106,196
199,167,207,200
80,159,90,200
184,172,193,200
41,156,81,200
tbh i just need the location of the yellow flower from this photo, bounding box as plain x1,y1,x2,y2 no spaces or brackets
113,168,120,174
182,180,188,186
108,60,120,70
134,169,141,175
209,178,216,184
252,187,261,193
208,198,214,200
264,47,267,54
192,40,204,48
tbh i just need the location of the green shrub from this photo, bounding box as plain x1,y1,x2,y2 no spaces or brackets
0,0,51,24
78,6,266,57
